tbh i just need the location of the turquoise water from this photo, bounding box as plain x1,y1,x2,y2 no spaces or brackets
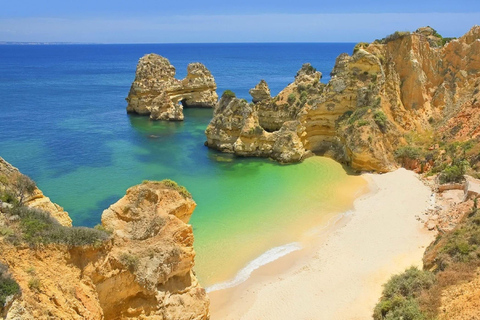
0,43,364,285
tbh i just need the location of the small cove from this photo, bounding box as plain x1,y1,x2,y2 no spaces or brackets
0,42,365,287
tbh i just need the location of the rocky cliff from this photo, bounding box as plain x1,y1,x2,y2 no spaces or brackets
126,54,218,121
205,91,307,163
0,158,209,319
205,26,480,172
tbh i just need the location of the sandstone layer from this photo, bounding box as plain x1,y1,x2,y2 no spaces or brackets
205,26,480,172
126,54,218,121
0,158,209,320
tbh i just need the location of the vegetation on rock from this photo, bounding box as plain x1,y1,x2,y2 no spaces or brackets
374,267,435,320
142,179,192,199
375,203,480,319
3,205,109,247
0,264,20,308
222,89,236,98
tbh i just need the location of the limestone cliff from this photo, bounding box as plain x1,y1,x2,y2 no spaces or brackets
205,26,480,172
205,92,306,163
0,158,209,319
126,54,218,121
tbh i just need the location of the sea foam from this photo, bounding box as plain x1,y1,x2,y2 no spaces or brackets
206,242,302,293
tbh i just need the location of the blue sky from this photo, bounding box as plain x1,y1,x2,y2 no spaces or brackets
1,0,479,43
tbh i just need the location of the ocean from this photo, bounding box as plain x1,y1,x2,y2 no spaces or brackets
0,43,367,287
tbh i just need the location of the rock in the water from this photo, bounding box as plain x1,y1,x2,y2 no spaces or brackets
126,54,218,121
249,80,271,103
205,92,306,163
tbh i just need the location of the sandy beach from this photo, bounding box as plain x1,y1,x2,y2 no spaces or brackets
209,168,436,319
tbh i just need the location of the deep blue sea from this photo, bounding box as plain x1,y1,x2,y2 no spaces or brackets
0,43,362,286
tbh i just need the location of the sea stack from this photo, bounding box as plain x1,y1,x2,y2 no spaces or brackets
126,53,218,121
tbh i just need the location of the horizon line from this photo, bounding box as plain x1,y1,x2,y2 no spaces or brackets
0,41,359,45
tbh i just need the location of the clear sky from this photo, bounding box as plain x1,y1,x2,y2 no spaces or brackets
1,0,479,43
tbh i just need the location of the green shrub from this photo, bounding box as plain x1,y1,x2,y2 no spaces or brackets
373,267,434,320
222,90,236,98
441,37,456,46
297,84,307,93
9,206,109,247
384,31,411,43
0,268,20,307
119,253,139,272
353,42,369,54
142,179,192,199
357,119,370,127
374,296,426,320
394,146,422,160
28,277,41,291
439,161,468,184
374,111,388,132
0,174,8,185
160,179,192,198
347,107,369,125
0,191,18,205
287,93,296,105
382,267,435,299
15,175,36,204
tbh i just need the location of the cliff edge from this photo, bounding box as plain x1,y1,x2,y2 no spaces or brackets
0,157,209,319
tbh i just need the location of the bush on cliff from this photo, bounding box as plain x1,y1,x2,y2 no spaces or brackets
373,267,435,320
6,205,109,247
0,264,20,307
287,93,296,105
142,179,192,199
377,31,411,44
438,160,468,184
374,111,388,132
394,146,422,161
222,90,236,98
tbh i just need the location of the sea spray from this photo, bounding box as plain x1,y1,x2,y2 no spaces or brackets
206,242,302,293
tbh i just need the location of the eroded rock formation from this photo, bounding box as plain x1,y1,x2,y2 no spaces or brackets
249,80,271,103
205,92,306,163
0,158,209,319
126,54,218,120
205,26,480,172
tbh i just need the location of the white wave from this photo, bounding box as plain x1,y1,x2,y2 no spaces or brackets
206,242,302,293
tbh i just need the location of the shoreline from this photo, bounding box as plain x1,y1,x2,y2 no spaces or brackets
208,168,435,319
205,177,373,293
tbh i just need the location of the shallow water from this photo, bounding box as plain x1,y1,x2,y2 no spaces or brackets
0,43,365,286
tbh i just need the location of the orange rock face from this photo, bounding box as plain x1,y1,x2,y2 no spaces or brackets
0,159,209,320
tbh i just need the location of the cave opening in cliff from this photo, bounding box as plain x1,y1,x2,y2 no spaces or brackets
260,125,280,133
